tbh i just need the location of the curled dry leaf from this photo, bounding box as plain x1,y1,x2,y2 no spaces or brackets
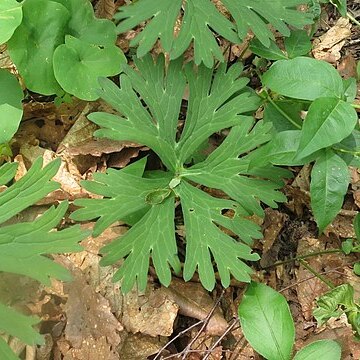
312,18,352,63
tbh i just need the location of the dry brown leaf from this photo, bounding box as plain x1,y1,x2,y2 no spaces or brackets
121,286,179,337
95,0,116,19
163,279,229,336
312,18,352,63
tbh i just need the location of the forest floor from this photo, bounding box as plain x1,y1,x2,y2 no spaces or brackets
1,0,360,359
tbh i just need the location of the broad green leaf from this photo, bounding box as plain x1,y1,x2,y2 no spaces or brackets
0,303,43,346
263,100,303,132
250,39,288,60
293,340,341,360
0,158,60,224
310,150,349,232
343,77,357,102
263,57,344,100
357,61,360,79
0,69,23,144
266,130,321,166
79,56,287,292
53,0,117,46
7,0,69,95
0,337,19,360
354,262,360,275
115,0,312,67
0,0,22,44
178,182,260,291
297,97,357,159
238,282,295,360
53,35,126,100
284,30,312,58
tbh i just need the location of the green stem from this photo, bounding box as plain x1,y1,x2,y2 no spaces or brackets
263,249,342,269
347,12,360,27
351,103,360,109
265,93,302,130
298,259,335,289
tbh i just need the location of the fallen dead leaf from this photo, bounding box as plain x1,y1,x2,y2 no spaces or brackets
312,18,352,63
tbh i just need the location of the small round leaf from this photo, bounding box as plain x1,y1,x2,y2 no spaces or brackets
53,36,126,100
0,0,23,44
7,0,70,95
0,69,23,144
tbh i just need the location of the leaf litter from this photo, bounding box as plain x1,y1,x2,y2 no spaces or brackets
2,0,360,358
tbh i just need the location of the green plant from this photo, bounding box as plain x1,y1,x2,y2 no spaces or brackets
0,69,23,157
258,56,359,231
70,54,289,293
3,0,126,100
238,282,342,360
0,158,87,358
115,0,314,67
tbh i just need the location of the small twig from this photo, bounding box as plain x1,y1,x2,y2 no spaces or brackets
203,318,238,360
262,249,343,269
298,258,335,289
181,290,225,360
153,290,225,360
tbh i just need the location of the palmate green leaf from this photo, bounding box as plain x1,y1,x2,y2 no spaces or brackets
310,149,349,232
78,55,287,293
0,337,19,360
183,119,287,216
0,157,87,358
297,97,358,159
115,0,313,67
262,57,344,101
0,303,43,346
177,182,260,291
238,282,295,360
293,340,341,360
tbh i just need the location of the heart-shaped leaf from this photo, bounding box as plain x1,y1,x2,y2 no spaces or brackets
0,69,23,144
0,0,23,44
53,35,126,100
7,0,69,95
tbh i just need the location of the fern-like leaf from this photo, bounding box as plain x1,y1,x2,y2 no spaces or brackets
115,0,313,67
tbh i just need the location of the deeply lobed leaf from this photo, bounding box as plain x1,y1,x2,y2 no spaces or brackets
115,0,313,67
75,55,288,293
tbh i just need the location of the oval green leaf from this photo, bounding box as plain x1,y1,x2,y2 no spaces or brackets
7,0,69,95
250,39,287,60
238,282,295,360
0,69,23,144
293,340,341,360
297,97,358,159
53,35,126,100
262,57,344,100
0,0,23,44
284,30,311,58
310,149,349,232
